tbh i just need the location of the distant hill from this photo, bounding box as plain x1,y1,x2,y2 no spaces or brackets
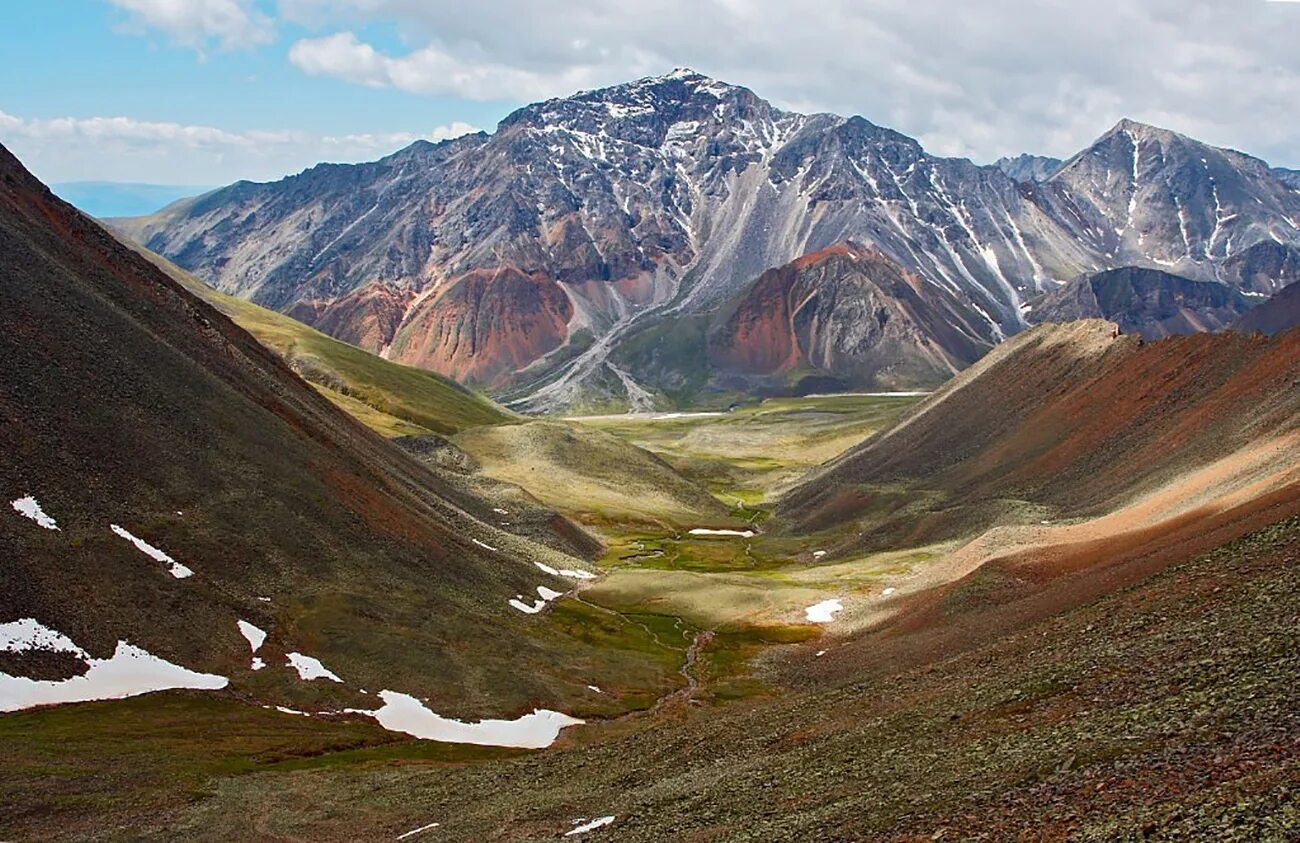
51,181,212,218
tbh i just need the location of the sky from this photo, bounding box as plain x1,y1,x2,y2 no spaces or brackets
2,0,1300,190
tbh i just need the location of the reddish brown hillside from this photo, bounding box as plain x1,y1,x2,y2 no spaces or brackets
288,280,413,354
780,320,1300,545
389,266,573,386
710,241,996,390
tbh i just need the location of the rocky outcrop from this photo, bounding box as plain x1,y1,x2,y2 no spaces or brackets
994,154,1062,183
388,267,573,387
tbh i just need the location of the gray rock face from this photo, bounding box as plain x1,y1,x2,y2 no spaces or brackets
114,71,1300,410
1029,266,1252,340
994,154,1063,183
1035,120,1300,287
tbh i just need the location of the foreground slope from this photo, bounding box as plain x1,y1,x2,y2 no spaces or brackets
0,142,678,722
134,516,1297,841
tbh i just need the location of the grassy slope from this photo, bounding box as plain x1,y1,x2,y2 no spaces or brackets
133,246,511,437
452,420,733,529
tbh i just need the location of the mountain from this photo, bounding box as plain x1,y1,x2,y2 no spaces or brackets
1036,120,1300,281
993,153,1062,182
1028,266,1252,339
0,141,703,725
1231,280,1300,335
708,241,996,392
1274,167,1300,190
51,181,213,218
779,321,1300,553
113,72,1300,411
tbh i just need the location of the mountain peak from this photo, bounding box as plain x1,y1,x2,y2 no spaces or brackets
1102,117,1188,145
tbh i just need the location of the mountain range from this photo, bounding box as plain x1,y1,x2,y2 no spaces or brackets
113,70,1300,410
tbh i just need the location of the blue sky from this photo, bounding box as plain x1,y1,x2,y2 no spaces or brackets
3,0,1299,189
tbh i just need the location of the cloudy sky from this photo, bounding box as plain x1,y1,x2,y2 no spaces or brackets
3,0,1300,188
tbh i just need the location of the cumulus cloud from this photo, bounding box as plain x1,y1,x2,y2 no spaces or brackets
106,0,275,52
278,0,1300,167
0,110,477,183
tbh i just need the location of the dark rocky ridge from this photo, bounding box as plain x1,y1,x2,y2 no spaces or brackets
1029,266,1252,339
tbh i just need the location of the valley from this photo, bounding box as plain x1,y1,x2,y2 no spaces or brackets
3,38,1300,841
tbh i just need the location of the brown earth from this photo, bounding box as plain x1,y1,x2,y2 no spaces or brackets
288,281,413,354
781,320,1300,550
389,265,573,387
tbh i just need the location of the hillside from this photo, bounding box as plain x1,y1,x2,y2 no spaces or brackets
0,142,697,731
707,241,996,392
132,246,512,437
112,71,1300,411
1029,266,1252,339
780,321,1300,551
1231,280,1300,335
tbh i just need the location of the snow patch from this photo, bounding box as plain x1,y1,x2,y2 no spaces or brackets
286,652,342,683
349,690,583,748
688,528,755,538
237,621,266,653
805,599,844,624
509,596,546,614
881,587,897,597
10,496,58,530
567,816,616,836
0,619,227,712
110,525,193,579
471,538,498,552
396,821,441,840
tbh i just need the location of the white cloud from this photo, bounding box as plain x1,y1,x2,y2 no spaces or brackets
0,110,476,183
106,0,275,52
277,0,1300,167
288,32,609,101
